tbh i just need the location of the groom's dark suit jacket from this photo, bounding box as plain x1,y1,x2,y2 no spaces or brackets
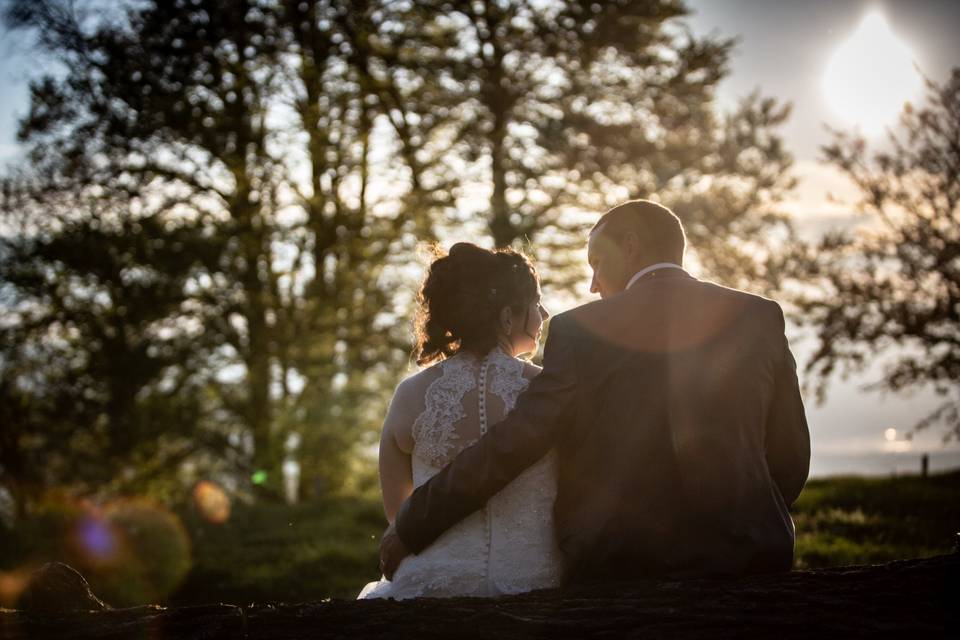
395,269,810,582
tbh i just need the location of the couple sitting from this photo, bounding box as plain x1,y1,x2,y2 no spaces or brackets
360,200,810,599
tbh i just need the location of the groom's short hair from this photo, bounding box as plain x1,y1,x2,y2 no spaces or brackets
591,200,686,264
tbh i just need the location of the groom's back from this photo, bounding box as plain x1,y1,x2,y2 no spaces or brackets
553,272,809,581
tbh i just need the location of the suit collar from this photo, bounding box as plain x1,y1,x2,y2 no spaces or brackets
626,263,691,289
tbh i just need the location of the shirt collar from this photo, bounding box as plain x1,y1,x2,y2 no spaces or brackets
625,262,685,290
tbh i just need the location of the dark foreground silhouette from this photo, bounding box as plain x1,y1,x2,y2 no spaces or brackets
1,552,957,639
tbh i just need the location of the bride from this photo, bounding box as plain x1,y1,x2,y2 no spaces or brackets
358,242,561,599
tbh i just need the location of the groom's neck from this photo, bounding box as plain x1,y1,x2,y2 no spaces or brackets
630,256,683,273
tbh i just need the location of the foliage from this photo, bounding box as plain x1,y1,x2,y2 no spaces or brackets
784,68,960,440
398,1,797,291
0,0,433,508
171,495,384,604
0,201,232,510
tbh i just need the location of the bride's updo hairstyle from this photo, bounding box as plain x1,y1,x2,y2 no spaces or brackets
415,242,539,366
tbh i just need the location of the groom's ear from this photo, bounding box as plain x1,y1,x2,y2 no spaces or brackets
623,231,642,258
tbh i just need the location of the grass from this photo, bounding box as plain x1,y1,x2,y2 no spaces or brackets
3,471,958,606
791,471,960,568
170,496,385,604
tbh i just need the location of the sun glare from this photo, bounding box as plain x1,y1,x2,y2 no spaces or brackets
822,11,923,135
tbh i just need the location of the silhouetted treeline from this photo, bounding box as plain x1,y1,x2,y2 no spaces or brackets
0,0,800,512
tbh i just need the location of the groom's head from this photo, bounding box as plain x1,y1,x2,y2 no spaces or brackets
588,200,685,298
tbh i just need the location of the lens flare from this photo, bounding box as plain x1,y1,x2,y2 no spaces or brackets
101,497,192,606
72,514,120,564
26,495,192,607
192,480,231,524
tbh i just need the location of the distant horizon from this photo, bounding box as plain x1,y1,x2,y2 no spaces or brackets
809,450,960,479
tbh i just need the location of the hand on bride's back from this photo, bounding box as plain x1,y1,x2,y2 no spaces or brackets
379,521,410,580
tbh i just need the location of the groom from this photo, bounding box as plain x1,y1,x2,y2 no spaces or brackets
381,199,810,583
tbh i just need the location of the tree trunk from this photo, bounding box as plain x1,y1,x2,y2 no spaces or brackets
229,4,274,476
243,238,273,475
489,105,513,249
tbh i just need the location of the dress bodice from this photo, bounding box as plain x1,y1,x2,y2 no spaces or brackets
411,349,530,479
359,349,561,599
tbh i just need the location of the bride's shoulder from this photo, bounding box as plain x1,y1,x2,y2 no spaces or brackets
520,359,542,381
393,362,444,400
384,365,444,446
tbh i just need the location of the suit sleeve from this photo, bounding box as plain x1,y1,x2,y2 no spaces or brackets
395,314,579,553
764,302,811,506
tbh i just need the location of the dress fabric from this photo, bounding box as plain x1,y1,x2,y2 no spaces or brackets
358,349,561,599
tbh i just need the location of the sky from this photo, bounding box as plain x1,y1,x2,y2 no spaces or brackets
681,0,960,475
686,0,960,231
0,1,958,476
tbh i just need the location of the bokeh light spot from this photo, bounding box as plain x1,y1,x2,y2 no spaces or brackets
193,480,231,524
0,568,31,609
252,470,268,485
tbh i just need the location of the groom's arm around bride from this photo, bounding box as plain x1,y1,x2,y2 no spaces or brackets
390,309,579,550
381,200,810,584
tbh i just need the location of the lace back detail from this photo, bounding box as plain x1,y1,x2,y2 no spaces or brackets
488,354,528,412
411,356,477,468
411,350,529,469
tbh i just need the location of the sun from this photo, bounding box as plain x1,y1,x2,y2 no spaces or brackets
822,11,923,135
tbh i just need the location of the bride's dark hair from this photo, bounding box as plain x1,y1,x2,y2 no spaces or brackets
415,242,540,366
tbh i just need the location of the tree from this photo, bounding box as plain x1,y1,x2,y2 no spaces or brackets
2,0,292,489
271,0,457,492
0,191,231,512
407,0,796,291
786,69,960,440
0,0,438,503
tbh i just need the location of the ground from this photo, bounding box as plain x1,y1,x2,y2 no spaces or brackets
2,471,958,607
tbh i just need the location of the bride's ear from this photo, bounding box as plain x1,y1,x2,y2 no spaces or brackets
499,307,513,335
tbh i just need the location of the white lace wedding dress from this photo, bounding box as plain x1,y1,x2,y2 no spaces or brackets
358,348,562,599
